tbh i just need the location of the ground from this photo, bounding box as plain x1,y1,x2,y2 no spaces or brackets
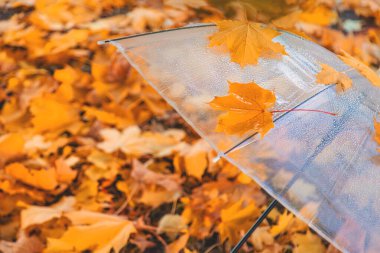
0,0,379,252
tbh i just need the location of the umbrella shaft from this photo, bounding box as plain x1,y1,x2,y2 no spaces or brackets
231,199,278,253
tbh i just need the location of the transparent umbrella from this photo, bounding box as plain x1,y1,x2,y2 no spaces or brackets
99,24,380,253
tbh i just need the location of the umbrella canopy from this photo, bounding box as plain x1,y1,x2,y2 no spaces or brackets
99,24,380,253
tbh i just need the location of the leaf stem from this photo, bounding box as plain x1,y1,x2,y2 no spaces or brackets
271,108,337,116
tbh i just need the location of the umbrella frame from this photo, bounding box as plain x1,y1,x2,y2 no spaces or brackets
97,24,355,253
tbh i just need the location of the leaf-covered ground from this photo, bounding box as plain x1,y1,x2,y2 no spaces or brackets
0,0,379,252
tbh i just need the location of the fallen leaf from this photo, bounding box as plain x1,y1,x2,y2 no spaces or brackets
22,207,136,253
0,133,24,165
29,1,102,31
209,81,276,137
177,140,211,179
291,231,326,253
86,149,119,184
299,5,337,26
73,178,112,211
5,163,58,191
261,243,283,253
124,7,166,33
5,160,77,191
339,50,380,87
84,106,131,128
30,95,79,133
250,227,274,251
166,233,190,253
24,135,52,152
21,197,76,229
218,199,259,244
132,160,182,193
97,126,185,157
316,63,353,92
130,234,156,252
45,219,135,253
0,233,44,253
54,159,77,184
165,0,208,10
158,214,187,239
209,20,286,66
270,211,295,236
0,51,18,74
139,189,180,208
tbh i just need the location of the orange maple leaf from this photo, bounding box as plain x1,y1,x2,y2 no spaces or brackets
375,119,380,148
209,81,276,138
339,50,380,88
209,20,287,67
5,163,58,191
316,63,352,92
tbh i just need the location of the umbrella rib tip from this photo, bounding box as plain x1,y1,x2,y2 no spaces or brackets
212,153,224,163
97,40,109,45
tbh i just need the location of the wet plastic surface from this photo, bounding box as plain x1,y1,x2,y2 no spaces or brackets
100,24,380,253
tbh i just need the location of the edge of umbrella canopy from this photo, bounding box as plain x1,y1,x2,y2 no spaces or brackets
99,24,380,253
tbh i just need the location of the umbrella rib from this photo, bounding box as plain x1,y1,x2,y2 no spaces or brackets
231,91,351,253
223,85,333,156
98,24,216,45
231,199,279,253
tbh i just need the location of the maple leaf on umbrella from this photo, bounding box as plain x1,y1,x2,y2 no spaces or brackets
209,81,276,138
316,63,352,92
375,119,380,149
209,20,287,66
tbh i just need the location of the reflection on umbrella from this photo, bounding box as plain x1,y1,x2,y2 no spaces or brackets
99,23,380,253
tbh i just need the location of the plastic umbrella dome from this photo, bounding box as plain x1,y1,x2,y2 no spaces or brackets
99,24,380,253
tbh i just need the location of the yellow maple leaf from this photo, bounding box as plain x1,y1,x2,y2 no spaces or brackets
339,50,380,87
83,106,131,128
73,177,111,211
291,231,326,253
21,204,136,253
316,63,353,92
178,140,210,180
43,29,89,55
218,199,259,244
86,149,119,183
270,211,295,236
0,133,24,164
299,5,338,26
5,163,58,191
5,160,77,191
30,95,79,133
209,81,276,137
45,219,135,253
209,20,287,66
55,158,78,184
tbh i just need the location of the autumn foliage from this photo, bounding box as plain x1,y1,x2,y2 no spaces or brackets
209,81,276,138
0,0,380,253
209,20,286,66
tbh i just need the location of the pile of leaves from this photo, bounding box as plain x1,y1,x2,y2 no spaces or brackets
0,0,379,252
